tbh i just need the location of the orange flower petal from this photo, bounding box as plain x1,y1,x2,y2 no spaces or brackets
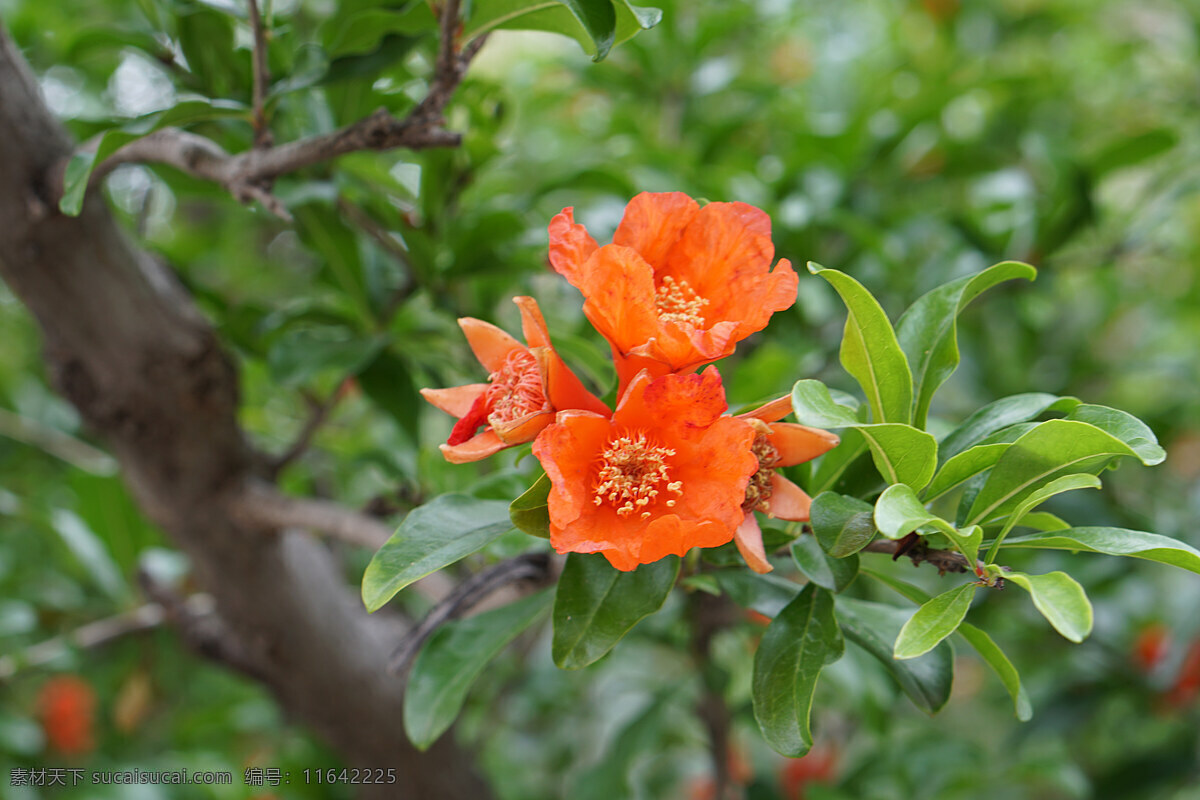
420,384,487,418
765,473,812,521
514,295,551,349
734,513,774,574
612,192,699,271
440,430,508,464
459,317,525,373
741,394,794,424
661,201,775,314
491,408,555,444
533,410,612,528
548,207,599,287
767,423,841,467
578,245,659,358
670,415,759,528
617,365,728,433
534,347,610,417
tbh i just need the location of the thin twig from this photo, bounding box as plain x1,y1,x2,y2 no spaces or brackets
269,383,346,478
862,536,991,578
389,553,553,675
0,596,212,681
246,0,272,148
336,197,419,315
81,0,486,218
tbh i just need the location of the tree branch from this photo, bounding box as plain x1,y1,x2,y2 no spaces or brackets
83,0,486,217
228,480,395,549
246,0,272,148
269,384,345,478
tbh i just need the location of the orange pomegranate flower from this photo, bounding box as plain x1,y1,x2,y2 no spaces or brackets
732,396,840,573
38,675,97,756
549,192,799,388
532,366,759,571
422,296,609,463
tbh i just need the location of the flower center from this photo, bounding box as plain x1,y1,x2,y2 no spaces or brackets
655,276,709,327
743,434,780,512
485,349,545,424
593,431,684,518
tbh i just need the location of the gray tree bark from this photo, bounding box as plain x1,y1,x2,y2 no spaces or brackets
0,26,492,800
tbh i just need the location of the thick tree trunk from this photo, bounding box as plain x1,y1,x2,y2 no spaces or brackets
0,28,492,800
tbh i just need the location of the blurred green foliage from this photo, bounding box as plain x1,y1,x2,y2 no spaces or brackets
2,0,1199,797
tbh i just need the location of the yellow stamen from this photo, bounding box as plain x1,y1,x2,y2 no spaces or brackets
593,431,684,518
486,349,545,424
655,276,709,327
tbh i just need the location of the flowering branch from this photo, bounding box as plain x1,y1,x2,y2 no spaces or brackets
862,535,992,577
246,0,272,148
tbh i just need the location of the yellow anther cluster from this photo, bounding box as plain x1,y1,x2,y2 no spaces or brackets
655,276,709,327
743,434,780,512
593,431,684,518
486,349,545,424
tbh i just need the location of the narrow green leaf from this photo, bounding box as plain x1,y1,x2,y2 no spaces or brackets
938,393,1078,463
266,327,384,388
791,536,858,593
894,583,977,660
924,443,1010,501
835,597,953,713
807,263,913,424
896,262,1037,429
714,571,801,619
552,553,678,668
966,419,1146,526
49,509,128,602
404,590,551,749
810,428,867,495
323,4,437,57
1001,527,1200,576
1092,128,1178,177
1016,512,1070,532
793,380,936,489
957,623,1032,721
1065,404,1166,465
810,492,876,557
569,691,674,800
509,474,551,539
752,585,843,758
860,566,931,605
1005,571,1093,643
356,349,421,442
362,495,513,612
985,474,1101,562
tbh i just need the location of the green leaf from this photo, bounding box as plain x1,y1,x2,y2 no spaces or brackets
957,623,1033,721
356,349,421,442
985,474,1101,563
791,536,858,593
875,484,981,564
810,492,876,558
266,327,384,388
464,0,631,61
894,583,977,660
322,4,437,57
807,263,913,424
569,690,674,800
1092,128,1179,177
810,427,867,495
924,443,1010,501
1004,571,1093,643
552,553,679,669
714,571,801,618
177,6,238,97
1000,527,1200,576
1065,404,1166,466
1017,512,1071,532
938,393,1078,464
835,597,953,713
362,495,513,612
792,380,937,489
49,509,128,602
896,262,1037,429
752,585,843,758
509,474,551,539
860,566,931,605
404,590,551,749
965,419,1148,526
292,204,374,323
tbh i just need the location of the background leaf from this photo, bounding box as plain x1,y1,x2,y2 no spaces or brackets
1004,571,1093,643
791,535,858,593
894,583,977,660
810,492,876,557
1001,527,1200,576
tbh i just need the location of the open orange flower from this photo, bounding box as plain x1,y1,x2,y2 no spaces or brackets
532,366,759,571
549,192,799,388
732,396,840,573
421,296,609,463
